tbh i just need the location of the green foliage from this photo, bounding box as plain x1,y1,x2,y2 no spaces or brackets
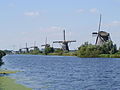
78,42,100,57
0,50,6,58
99,41,117,54
99,54,120,58
77,41,118,58
4,50,12,54
27,47,43,55
44,47,54,55
29,50,40,55
54,48,63,55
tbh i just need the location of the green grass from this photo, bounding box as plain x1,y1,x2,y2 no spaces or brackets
19,52,120,58
0,70,20,74
0,69,32,90
0,76,32,90
99,54,120,58
48,52,77,56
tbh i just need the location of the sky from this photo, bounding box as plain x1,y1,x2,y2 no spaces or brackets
0,0,120,50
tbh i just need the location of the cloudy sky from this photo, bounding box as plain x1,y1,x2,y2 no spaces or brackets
0,0,120,50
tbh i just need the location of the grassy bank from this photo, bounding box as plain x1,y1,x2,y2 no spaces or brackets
99,54,120,58
48,52,77,56
0,76,32,90
0,70,20,74
0,70,32,90
18,52,120,58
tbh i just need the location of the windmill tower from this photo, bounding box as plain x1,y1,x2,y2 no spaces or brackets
53,30,76,51
41,37,50,48
92,14,111,45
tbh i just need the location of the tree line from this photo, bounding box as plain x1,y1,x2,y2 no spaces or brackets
77,41,119,58
15,41,120,58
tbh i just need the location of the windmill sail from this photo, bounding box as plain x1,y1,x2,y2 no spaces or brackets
98,14,102,32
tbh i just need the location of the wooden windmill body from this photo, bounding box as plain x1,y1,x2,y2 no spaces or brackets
92,14,111,45
53,30,76,51
41,37,50,48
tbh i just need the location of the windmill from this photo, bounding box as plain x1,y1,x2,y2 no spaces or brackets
92,14,111,45
29,41,39,51
41,37,50,48
53,30,76,51
19,43,29,53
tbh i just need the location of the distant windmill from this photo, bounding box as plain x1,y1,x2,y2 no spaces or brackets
29,41,39,50
53,30,76,51
19,43,29,53
41,37,50,48
92,14,111,45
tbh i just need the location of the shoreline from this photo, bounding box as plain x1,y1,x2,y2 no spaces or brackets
0,70,32,90
10,53,120,58
0,76,32,90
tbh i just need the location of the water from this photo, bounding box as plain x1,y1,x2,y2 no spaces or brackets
1,55,120,90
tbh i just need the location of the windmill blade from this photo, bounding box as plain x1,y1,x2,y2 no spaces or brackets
63,30,66,41
53,41,63,43
45,37,47,45
98,14,102,32
92,32,98,37
99,35,105,42
92,32,98,35
29,46,36,48
67,40,76,43
95,36,99,45
41,45,46,47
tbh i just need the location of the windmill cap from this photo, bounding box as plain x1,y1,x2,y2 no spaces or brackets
98,31,110,36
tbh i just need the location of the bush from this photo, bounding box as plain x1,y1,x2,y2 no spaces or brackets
0,50,6,58
78,42,100,57
77,41,118,58
44,47,54,55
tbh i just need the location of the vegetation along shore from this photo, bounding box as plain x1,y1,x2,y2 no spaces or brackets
14,41,120,58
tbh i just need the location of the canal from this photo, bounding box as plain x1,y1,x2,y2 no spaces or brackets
1,54,120,90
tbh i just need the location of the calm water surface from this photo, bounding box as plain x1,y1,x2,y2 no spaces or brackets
1,55,120,90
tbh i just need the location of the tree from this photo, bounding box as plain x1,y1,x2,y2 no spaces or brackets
77,41,118,58
29,47,41,55
100,41,117,54
54,48,63,55
0,50,6,58
44,47,54,55
78,42,100,57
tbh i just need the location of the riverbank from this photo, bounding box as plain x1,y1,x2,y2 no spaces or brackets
18,52,120,58
17,52,77,57
0,70,32,90
99,54,120,58
0,76,32,90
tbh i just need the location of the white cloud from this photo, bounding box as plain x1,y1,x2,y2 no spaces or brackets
89,8,99,13
76,9,85,13
24,11,40,16
76,8,100,14
111,21,120,26
39,26,64,34
104,21,120,27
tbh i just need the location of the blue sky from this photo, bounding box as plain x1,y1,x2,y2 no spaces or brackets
0,0,120,50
